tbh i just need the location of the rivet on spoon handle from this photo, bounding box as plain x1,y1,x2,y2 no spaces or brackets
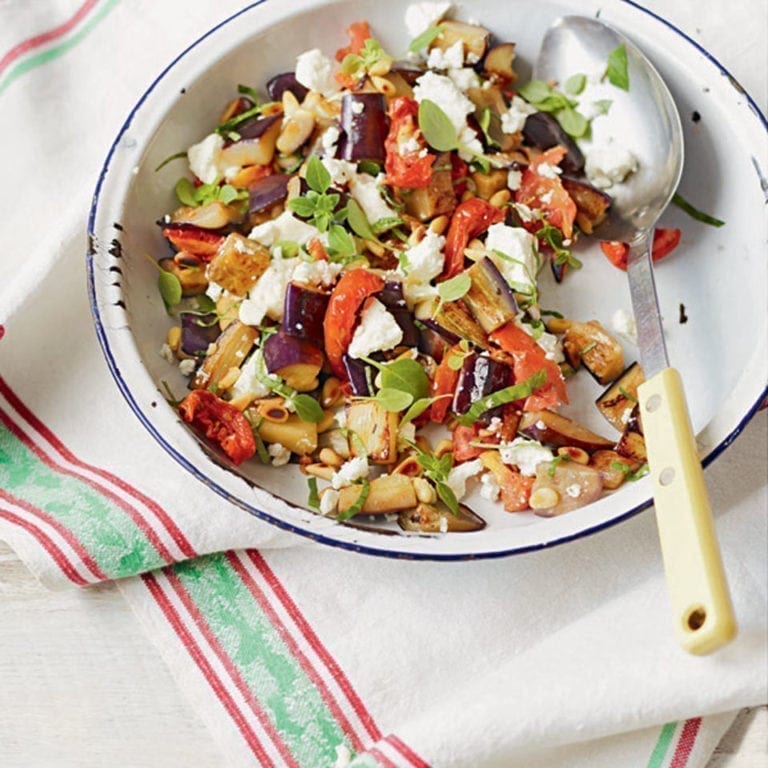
639,368,737,654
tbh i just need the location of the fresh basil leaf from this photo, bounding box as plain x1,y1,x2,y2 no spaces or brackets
292,394,324,423
409,24,444,53
604,44,630,90
565,73,587,96
307,477,320,510
672,193,725,227
400,397,434,426
418,99,459,152
437,272,471,303
328,224,356,257
336,480,370,521
306,154,331,194
436,482,460,516
371,216,403,234
379,358,430,401
458,370,547,426
376,388,414,412
158,270,183,310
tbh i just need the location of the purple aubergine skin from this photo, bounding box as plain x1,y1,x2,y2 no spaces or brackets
248,173,291,214
180,313,220,356
343,355,373,396
338,93,388,163
417,323,452,362
421,317,462,346
266,72,309,103
452,353,512,421
282,282,329,345
522,111,584,175
377,281,419,347
474,257,519,314
235,112,282,141
262,328,322,373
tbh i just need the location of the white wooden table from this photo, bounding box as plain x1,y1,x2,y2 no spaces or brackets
1,1,766,765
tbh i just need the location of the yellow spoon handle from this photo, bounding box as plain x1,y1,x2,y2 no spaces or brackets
638,368,737,654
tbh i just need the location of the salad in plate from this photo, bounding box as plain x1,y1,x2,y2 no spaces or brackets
153,4,679,533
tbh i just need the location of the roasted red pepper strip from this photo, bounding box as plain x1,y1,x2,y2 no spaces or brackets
429,344,462,423
335,20,371,61
600,227,682,271
162,225,225,260
384,97,435,189
323,268,385,379
489,322,569,412
179,390,256,466
453,424,485,462
441,198,505,280
516,146,577,240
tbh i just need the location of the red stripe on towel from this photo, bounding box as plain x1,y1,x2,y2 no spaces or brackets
670,718,702,768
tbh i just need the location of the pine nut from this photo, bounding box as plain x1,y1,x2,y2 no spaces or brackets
413,477,436,504
434,439,453,458
428,215,450,235
217,366,241,392
557,446,590,465
319,448,343,468
489,189,511,208
364,239,385,257
304,464,335,481
321,378,342,408
529,487,560,510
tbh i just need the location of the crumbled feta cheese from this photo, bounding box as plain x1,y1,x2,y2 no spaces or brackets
518,322,565,363
537,162,561,180
295,49,338,97
205,280,224,303
397,421,417,452
484,223,539,292
611,308,638,344
229,352,272,402
187,133,225,185
249,210,319,247
160,343,175,364
457,125,483,162
321,125,341,155
585,140,638,190
348,173,397,225
398,135,422,155
507,169,523,191
445,458,484,500
447,67,481,92
239,256,299,325
331,457,370,489
178,359,197,376
292,259,342,288
439,516,449,533
413,71,474,134
480,471,501,501
320,489,340,517
400,229,445,282
511,202,537,223
322,158,357,187
487,417,503,435
268,442,291,467
565,484,582,499
347,298,404,359
501,96,536,134
405,2,452,39
335,409,347,429
499,438,553,477
427,40,464,70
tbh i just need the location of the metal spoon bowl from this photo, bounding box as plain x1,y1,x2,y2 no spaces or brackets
536,16,736,655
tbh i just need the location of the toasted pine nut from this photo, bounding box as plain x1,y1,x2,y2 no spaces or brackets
460,189,476,203
277,109,315,154
428,215,450,235
286,175,303,201
545,317,572,334
321,378,342,408
256,401,290,423
217,366,241,392
557,446,590,465
281,90,301,118
166,326,182,352
364,239,385,257
319,448,343,468
489,189,511,208
413,477,436,504
434,439,453,458
304,463,335,481
529,487,560,510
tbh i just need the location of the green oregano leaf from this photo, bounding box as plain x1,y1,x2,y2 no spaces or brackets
409,24,445,53
557,107,589,139
436,481,460,516
437,272,471,303
399,397,435,426
306,154,331,194
328,224,357,257
418,99,459,152
307,477,320,510
604,44,630,90
517,79,552,104
175,177,199,207
565,73,587,96
158,270,183,310
292,394,324,423
346,198,377,241
376,388,414,412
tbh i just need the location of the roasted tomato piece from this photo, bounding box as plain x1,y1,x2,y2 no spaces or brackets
179,390,256,466
384,97,435,189
162,224,225,260
442,198,504,280
600,227,682,270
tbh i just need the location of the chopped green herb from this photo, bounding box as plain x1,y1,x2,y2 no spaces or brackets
458,370,547,426
328,224,357,259
535,225,581,270
547,454,571,476
409,24,445,53
672,193,725,227
175,177,248,208
160,380,183,407
580,342,597,356
437,272,471,303
215,103,264,136
346,198,378,242
305,154,332,194
399,397,435,427
336,479,371,521
307,477,321,511
565,73,587,96
517,79,552,104
478,107,500,148
436,481,460,516
418,99,459,152
237,83,260,102
375,388,414,412
611,460,649,482
358,160,383,176
618,385,638,404
155,150,187,173
603,44,630,91
158,270,182,311
557,107,589,139
341,38,393,80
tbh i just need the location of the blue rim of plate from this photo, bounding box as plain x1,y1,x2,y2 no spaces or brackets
86,0,768,561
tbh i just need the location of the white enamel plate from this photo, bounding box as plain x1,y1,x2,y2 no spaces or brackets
88,0,767,560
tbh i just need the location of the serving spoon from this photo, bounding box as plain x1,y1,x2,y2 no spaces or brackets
536,16,736,654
